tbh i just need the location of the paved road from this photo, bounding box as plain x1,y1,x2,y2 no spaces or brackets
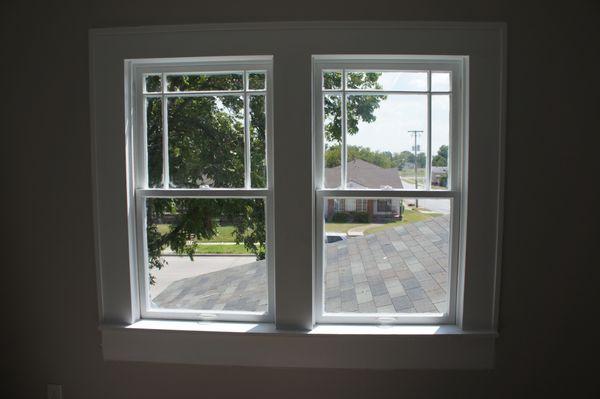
149,255,255,299
400,178,451,214
415,198,451,214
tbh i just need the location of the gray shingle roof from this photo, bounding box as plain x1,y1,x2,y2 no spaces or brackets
324,159,403,189
153,215,450,314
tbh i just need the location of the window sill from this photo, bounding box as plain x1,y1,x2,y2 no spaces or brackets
100,320,497,369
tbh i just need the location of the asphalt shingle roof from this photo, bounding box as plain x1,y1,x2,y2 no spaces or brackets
324,159,403,189
154,215,450,314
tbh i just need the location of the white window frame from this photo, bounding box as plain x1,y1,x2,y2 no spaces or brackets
314,56,465,325
90,22,505,370
130,58,275,322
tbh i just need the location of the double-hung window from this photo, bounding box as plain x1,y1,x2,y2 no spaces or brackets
132,58,274,322
91,22,505,369
314,56,465,324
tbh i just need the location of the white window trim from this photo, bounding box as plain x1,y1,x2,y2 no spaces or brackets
128,58,275,323
313,56,466,325
90,21,506,369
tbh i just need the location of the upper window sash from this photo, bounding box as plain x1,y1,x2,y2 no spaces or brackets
132,58,273,192
313,57,463,193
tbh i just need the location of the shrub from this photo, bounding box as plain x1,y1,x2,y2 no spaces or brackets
439,175,448,187
331,212,351,223
353,211,370,223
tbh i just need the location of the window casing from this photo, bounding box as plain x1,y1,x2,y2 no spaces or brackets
131,58,275,322
91,22,505,369
314,56,466,324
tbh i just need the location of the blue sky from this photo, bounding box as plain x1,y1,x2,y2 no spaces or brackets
340,71,450,157
349,94,449,156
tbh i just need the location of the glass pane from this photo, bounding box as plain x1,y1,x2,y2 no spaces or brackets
250,95,267,188
323,95,342,188
431,72,451,92
323,197,450,314
145,74,162,92
347,71,427,91
323,71,342,90
147,198,267,312
146,97,163,188
168,96,244,188
431,95,450,190
248,72,266,90
345,94,427,189
167,73,243,92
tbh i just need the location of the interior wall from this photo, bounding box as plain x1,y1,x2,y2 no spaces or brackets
2,0,598,397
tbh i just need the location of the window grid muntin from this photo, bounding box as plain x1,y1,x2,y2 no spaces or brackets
142,70,267,190
321,68,453,191
345,69,429,92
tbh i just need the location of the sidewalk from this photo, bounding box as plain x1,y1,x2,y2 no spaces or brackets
347,224,383,237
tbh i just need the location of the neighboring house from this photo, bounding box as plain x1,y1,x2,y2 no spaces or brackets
431,166,448,187
324,159,404,222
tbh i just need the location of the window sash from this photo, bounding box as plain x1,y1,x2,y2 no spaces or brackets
134,60,273,191
313,56,465,324
314,58,462,191
131,58,275,322
135,191,274,323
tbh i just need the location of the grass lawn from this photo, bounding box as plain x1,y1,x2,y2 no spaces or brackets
363,209,441,235
192,244,253,255
399,168,426,178
323,209,441,235
324,223,368,233
156,224,241,242
157,224,253,254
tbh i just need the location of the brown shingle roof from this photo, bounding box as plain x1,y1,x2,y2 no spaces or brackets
324,159,403,189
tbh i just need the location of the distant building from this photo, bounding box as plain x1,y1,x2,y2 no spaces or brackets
324,159,404,222
431,166,448,187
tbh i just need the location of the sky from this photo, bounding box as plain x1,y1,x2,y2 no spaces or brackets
344,72,450,157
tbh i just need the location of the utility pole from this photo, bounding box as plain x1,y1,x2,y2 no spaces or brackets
408,130,423,208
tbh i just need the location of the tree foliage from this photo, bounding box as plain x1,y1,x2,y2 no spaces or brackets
432,144,448,167
324,145,429,170
145,73,386,283
323,72,385,143
145,74,267,283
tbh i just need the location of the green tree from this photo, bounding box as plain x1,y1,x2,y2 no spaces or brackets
146,73,384,283
397,150,415,170
323,72,386,143
146,74,267,283
432,144,448,167
325,145,396,169
417,152,426,168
